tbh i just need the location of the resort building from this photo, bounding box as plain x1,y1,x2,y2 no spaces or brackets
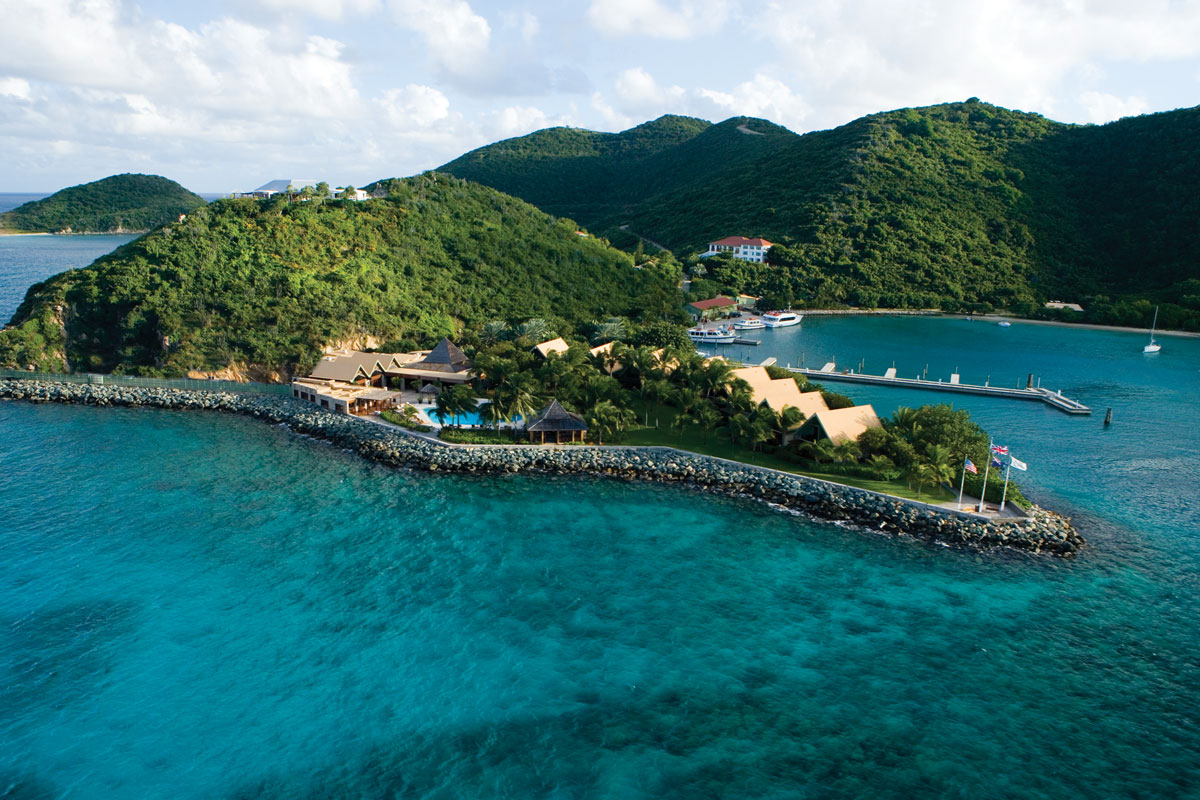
701,236,774,263
801,405,884,445
737,294,760,310
687,296,739,321
731,367,829,441
1044,301,1084,312
294,338,474,413
533,337,571,358
525,400,589,444
290,377,399,416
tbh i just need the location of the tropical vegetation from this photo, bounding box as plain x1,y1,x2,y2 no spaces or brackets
441,102,1200,329
0,174,681,374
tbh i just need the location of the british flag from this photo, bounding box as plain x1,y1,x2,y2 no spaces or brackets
990,443,1009,455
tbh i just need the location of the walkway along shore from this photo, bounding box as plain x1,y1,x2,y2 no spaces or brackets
0,380,1084,556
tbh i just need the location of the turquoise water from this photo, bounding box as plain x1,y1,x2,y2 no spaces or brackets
4,241,1200,796
3,402,1200,799
0,233,137,322
424,408,523,427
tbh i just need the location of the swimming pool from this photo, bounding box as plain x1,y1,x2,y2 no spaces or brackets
418,408,523,427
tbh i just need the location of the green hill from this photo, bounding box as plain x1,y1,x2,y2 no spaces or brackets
0,173,207,234
0,174,676,376
440,101,1200,327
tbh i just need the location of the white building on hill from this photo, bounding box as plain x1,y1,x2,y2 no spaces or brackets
702,236,773,263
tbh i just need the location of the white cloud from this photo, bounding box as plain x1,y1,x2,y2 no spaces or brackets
388,0,492,78
376,84,453,127
760,0,1200,130
486,105,576,139
587,0,730,39
1078,91,1149,124
696,74,809,129
253,0,381,20
590,92,633,130
614,67,686,109
0,77,31,100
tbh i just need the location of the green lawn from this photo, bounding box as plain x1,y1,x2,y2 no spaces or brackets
620,404,955,503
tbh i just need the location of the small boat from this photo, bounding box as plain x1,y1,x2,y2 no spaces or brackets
997,321,1011,327
687,326,736,344
734,317,765,330
762,311,802,328
1144,306,1162,354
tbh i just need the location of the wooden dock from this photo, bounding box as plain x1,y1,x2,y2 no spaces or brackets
790,366,1091,415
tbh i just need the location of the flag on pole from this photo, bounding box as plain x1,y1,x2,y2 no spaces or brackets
1009,456,1027,471
964,458,978,474
990,444,1009,455
991,457,1003,468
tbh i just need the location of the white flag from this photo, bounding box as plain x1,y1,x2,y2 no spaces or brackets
1009,456,1027,471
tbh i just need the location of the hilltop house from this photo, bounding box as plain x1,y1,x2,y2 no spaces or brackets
236,179,321,199
701,236,773,263
687,296,739,321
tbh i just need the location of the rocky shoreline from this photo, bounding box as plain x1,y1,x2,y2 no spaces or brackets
0,379,1085,556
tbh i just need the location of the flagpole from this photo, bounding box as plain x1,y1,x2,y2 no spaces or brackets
1000,461,1012,513
979,439,992,513
957,460,967,510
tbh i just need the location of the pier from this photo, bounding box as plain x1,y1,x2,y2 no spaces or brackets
788,365,1091,415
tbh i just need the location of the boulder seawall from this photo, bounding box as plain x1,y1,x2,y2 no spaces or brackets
0,380,1084,556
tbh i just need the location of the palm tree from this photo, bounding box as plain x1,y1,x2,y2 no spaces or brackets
642,377,671,427
799,437,836,464
590,317,627,344
480,320,509,346
694,401,721,441
697,359,736,398
673,386,703,416
891,406,921,441
833,440,862,464
924,443,956,486
866,454,895,474
775,406,805,444
906,460,938,499
586,400,635,445
515,318,552,342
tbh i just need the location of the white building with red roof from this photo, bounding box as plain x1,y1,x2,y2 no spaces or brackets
703,236,774,263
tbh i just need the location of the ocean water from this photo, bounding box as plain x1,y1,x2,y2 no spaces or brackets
0,233,137,323
3,242,1200,797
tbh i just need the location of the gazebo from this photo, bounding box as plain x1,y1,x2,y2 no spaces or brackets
418,383,440,399
525,400,589,444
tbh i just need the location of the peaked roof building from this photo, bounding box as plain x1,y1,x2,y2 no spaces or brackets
526,400,588,443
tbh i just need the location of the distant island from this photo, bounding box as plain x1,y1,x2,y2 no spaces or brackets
0,173,206,235
442,101,1200,331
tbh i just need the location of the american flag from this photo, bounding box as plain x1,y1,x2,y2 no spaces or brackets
990,443,1009,455
964,458,978,474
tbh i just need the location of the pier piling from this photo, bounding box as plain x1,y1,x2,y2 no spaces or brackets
1104,408,1113,426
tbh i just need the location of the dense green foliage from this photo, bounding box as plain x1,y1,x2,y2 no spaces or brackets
440,101,1200,328
0,174,676,375
0,173,206,233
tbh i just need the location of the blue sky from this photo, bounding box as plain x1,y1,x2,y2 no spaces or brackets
1,0,1198,192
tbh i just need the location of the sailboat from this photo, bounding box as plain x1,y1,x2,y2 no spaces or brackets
1143,306,1162,354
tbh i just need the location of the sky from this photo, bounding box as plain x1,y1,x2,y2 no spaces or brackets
1,0,1198,192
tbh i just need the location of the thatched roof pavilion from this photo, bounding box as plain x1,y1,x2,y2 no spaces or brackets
525,400,588,444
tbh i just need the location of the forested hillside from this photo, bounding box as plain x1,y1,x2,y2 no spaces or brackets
441,101,1200,327
0,173,207,233
0,174,677,376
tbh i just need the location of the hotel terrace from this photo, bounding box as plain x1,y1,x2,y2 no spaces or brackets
291,338,474,415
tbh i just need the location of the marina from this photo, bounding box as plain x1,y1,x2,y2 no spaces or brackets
788,364,1092,414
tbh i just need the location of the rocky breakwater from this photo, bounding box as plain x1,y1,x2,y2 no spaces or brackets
1,380,1084,555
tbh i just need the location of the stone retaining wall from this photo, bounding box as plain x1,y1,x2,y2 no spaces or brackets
0,380,1084,555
